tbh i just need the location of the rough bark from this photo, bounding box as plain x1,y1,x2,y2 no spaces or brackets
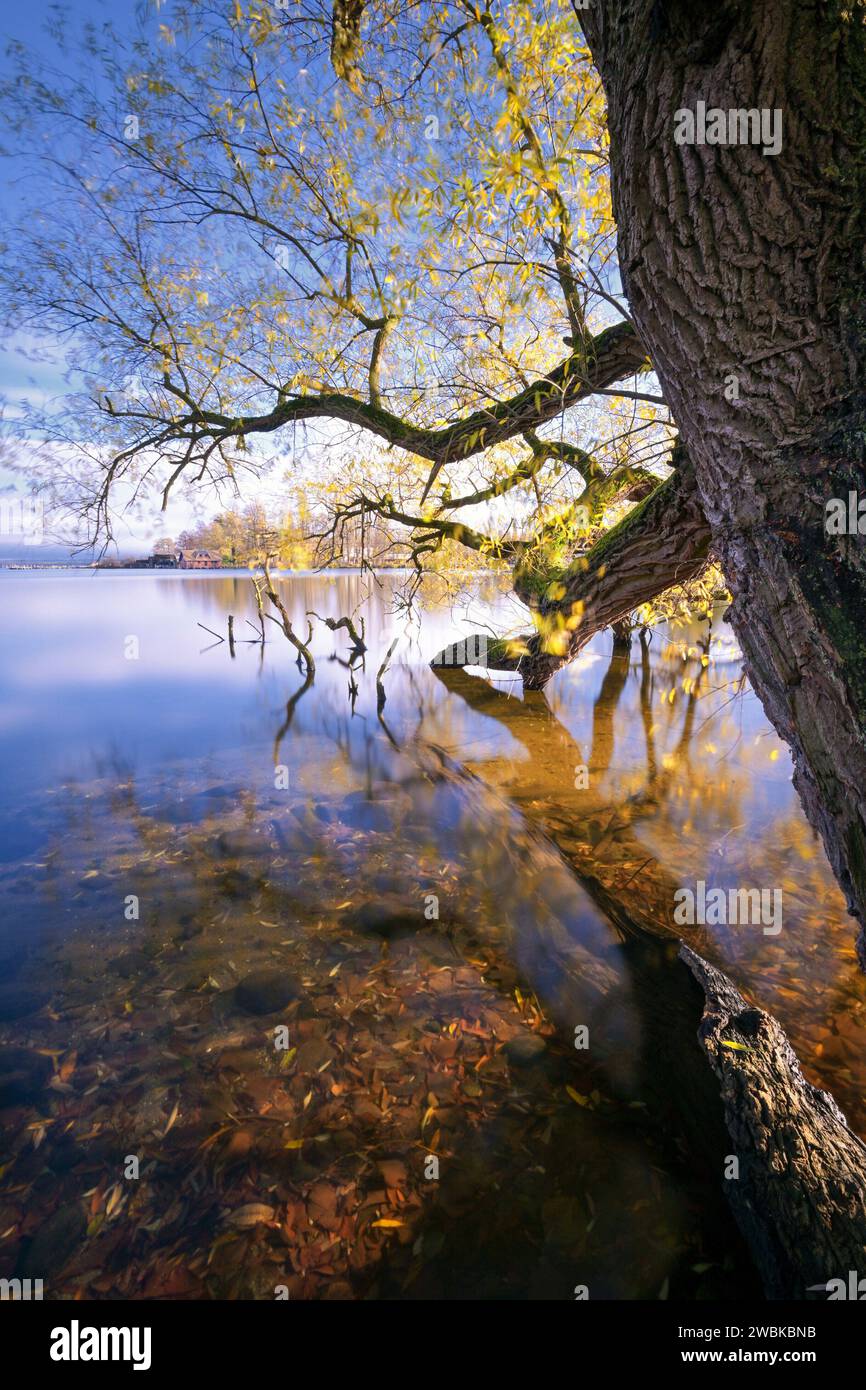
680,945,866,1300
581,0,866,959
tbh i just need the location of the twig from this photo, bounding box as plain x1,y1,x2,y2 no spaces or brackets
376,637,400,713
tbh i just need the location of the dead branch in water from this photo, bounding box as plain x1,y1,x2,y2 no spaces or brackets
376,637,400,714
255,558,316,676
249,580,267,642
308,610,367,658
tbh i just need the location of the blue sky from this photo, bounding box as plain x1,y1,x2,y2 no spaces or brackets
0,1,232,554
0,0,130,402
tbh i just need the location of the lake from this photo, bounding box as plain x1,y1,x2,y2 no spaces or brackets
0,568,860,1299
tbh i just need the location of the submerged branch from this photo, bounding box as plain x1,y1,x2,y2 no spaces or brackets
257,559,316,676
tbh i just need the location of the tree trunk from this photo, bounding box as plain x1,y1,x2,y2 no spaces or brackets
581,0,866,960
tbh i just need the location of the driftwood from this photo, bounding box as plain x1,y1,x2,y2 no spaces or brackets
680,945,866,1300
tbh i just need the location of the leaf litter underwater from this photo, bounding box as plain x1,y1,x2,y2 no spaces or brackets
0,762,761,1301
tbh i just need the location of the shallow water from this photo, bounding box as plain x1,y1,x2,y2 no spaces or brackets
0,568,859,1299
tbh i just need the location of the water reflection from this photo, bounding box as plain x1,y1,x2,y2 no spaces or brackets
0,569,859,1299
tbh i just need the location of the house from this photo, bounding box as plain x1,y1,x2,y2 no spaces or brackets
178,549,223,570
127,552,179,568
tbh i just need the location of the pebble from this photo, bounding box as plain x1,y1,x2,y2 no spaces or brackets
217,830,271,858
344,900,422,939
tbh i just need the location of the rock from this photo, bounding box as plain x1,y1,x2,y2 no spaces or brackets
0,1046,52,1107
216,1047,262,1072
174,913,203,942
217,868,259,900
47,1136,87,1173
235,970,298,1015
344,899,422,940
17,1203,86,1279
293,1036,336,1072
0,984,50,1022
216,830,271,858
503,1033,547,1067
198,783,241,802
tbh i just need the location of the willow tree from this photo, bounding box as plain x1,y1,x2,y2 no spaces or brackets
7,0,866,955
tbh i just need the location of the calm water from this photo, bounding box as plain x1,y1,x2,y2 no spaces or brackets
0,568,860,1300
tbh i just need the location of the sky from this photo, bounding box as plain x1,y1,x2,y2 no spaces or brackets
0,0,300,557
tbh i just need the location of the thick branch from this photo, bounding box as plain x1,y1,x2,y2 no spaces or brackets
517,446,711,687
430,447,711,682
160,322,646,481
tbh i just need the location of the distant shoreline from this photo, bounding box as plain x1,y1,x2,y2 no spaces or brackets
0,562,419,575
